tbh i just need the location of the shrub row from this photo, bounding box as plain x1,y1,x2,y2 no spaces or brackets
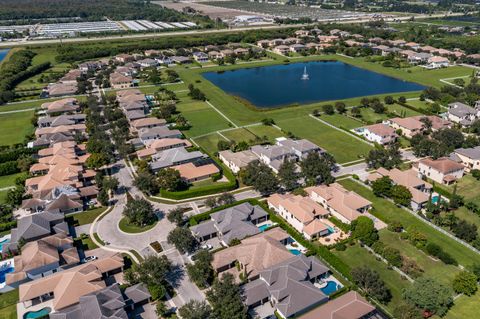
0,147,35,164
396,100,432,116
329,216,351,233
0,161,19,176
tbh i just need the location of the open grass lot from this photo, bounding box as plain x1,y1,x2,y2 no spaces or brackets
334,243,410,312
446,291,480,319
276,116,372,163
380,230,461,286
67,207,108,226
193,133,227,153
338,179,480,267
354,103,422,124
0,111,34,146
437,175,480,205
0,173,25,189
245,124,284,143
177,99,231,137
0,304,16,319
319,113,363,130
222,127,257,143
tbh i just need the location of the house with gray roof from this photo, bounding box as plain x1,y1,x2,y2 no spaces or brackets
29,132,74,148
6,211,67,251
50,283,151,319
243,255,330,318
150,147,206,172
138,126,182,143
452,146,480,171
190,202,269,245
125,110,146,122
251,138,324,173
38,114,86,128
447,101,480,126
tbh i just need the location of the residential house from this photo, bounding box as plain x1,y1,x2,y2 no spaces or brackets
131,117,166,131
110,72,133,89
190,202,268,244
41,98,80,115
38,114,86,128
257,40,271,48
149,147,207,172
244,255,330,318
385,117,422,138
408,52,433,64
172,162,219,183
297,291,377,319
46,82,78,97
428,56,449,68
452,146,480,171
211,228,292,282
367,167,432,211
417,157,465,185
6,233,79,287
208,51,222,60
138,126,182,142
219,150,258,174
268,194,331,240
193,52,209,63
170,56,192,64
234,48,249,56
306,183,372,225
274,45,290,55
295,30,310,37
220,49,234,58
137,58,158,69
357,123,398,145
405,42,421,50
137,138,192,159
18,255,124,315
144,49,161,57
447,101,480,126
155,55,173,65
115,54,134,63
290,44,306,53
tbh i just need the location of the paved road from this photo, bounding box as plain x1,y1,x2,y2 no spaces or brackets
0,12,466,48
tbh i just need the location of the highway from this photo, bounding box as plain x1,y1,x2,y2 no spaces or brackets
0,12,467,48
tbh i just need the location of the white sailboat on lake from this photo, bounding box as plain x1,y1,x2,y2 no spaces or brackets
301,66,309,80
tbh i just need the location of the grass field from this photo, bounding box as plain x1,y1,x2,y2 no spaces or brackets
380,230,461,286
0,191,7,204
0,289,18,319
177,99,231,137
246,124,284,143
222,127,257,143
193,133,227,153
0,173,25,189
0,111,34,146
319,113,363,130
339,179,480,267
446,291,480,319
118,216,157,233
275,116,372,163
334,243,411,312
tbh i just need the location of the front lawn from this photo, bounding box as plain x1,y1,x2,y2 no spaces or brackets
118,216,157,234
67,207,108,226
338,179,480,267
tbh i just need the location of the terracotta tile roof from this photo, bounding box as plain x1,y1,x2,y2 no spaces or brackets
419,157,465,174
364,123,396,136
172,163,219,181
306,183,371,222
131,117,166,129
268,193,328,224
389,117,423,131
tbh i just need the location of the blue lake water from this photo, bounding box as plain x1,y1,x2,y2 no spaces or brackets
203,61,425,108
0,49,10,63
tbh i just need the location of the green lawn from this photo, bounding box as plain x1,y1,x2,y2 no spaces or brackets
446,291,480,319
275,116,372,163
79,235,98,250
380,230,461,286
0,289,18,319
338,179,480,267
334,244,411,312
67,207,108,226
0,111,34,146
177,99,231,137
118,217,157,234
194,133,227,153
437,175,480,206
0,173,25,189
222,127,257,143
0,191,7,204
319,113,364,130
246,125,284,143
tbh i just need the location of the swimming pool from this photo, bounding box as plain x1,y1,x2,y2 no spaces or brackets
0,237,11,252
258,224,271,232
320,281,340,295
0,264,14,284
432,195,440,204
24,307,51,319
289,249,302,255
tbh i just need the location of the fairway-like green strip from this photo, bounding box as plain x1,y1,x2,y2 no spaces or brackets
0,111,34,146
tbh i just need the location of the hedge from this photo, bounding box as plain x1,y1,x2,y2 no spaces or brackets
158,147,238,200
396,100,432,115
0,147,36,164
329,216,351,233
0,161,19,176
